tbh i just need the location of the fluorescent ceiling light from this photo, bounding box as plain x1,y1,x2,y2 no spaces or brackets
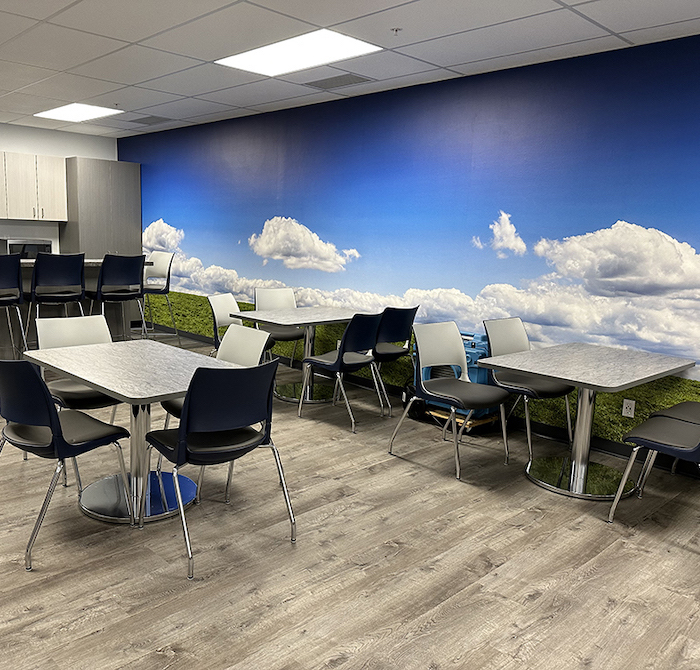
215,29,382,77
34,103,124,123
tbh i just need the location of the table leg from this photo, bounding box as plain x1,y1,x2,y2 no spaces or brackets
130,403,150,524
570,387,596,494
303,324,315,401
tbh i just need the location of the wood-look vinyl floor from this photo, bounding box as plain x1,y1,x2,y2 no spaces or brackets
1,337,699,669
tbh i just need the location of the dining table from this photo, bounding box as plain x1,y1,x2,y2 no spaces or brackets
478,342,695,498
239,305,362,401
25,339,238,524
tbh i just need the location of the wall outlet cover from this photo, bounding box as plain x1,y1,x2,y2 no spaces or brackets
622,399,636,418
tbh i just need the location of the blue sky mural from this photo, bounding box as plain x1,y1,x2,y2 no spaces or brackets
119,36,700,372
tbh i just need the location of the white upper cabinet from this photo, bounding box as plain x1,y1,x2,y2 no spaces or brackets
3,152,68,222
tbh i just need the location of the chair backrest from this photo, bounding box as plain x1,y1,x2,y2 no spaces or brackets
96,254,145,299
144,251,174,285
339,313,382,355
483,317,530,357
0,360,61,437
36,315,113,349
207,293,243,348
31,252,85,294
413,321,470,383
176,359,279,466
376,306,419,345
0,253,23,303
255,287,297,310
216,323,270,366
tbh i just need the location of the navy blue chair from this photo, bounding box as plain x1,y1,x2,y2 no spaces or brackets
298,312,385,433
0,253,28,356
26,252,85,325
0,360,131,571
144,359,295,579
372,305,419,416
389,322,511,480
86,254,147,339
608,402,700,523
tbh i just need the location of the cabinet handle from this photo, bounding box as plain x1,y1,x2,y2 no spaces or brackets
33,207,36,218
41,208,45,219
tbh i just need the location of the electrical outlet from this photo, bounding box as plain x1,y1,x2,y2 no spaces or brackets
622,399,635,418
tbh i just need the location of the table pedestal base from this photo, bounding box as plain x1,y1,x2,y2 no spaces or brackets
525,456,636,501
79,472,196,523
275,379,336,403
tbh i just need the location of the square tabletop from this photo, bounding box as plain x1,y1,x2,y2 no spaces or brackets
25,339,237,405
478,342,695,393
239,306,361,328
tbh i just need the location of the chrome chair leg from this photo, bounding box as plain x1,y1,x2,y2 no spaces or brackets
164,294,181,347
523,397,534,463
297,365,311,418
136,298,148,338
113,443,134,525
155,453,168,513
196,465,205,504
269,442,296,543
109,404,118,425
26,460,64,571
369,362,386,417
389,396,417,454
636,449,658,499
564,395,573,445
71,457,82,493
375,364,392,418
607,446,641,523
172,466,194,579
138,447,152,528
224,462,234,504
450,407,461,480
500,403,509,465
671,457,680,474
335,373,356,433
13,305,28,356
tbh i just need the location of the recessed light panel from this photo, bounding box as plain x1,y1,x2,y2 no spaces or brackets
215,29,382,77
35,103,124,123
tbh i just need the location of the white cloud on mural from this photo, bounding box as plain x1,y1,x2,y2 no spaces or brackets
248,216,360,272
143,219,700,376
534,220,700,296
490,210,527,258
142,218,184,253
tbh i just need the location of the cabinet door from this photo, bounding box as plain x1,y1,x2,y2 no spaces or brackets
36,154,67,221
0,154,7,219
5,152,37,220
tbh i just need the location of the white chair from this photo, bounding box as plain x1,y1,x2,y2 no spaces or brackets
389,321,511,479
35,315,121,488
207,293,243,350
143,251,180,346
254,287,304,365
483,316,573,462
160,323,272,504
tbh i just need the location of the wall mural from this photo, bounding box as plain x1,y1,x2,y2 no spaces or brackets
120,35,700,378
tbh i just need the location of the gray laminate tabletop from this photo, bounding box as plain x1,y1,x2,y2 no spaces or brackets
239,306,362,327
25,338,237,405
478,342,695,392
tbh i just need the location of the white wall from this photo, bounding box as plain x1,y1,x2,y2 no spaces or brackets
0,123,116,160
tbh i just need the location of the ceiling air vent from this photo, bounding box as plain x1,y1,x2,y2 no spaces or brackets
305,74,372,90
132,115,172,126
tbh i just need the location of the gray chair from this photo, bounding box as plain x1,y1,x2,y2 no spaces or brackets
483,316,573,462
607,402,700,523
389,321,511,479
207,292,243,351
254,288,304,365
143,251,180,346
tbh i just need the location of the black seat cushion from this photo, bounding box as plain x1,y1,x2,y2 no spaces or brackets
306,350,373,374
258,324,304,342
422,378,509,410
161,397,184,419
624,415,700,454
651,401,700,424
373,342,409,363
48,379,120,411
492,371,573,399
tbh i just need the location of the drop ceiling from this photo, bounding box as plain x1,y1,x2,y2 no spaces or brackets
0,0,698,138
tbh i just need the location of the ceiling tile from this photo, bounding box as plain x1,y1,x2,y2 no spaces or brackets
84,86,183,111
250,90,344,113
0,0,77,20
0,91,66,114
7,114,71,129
0,60,56,92
48,0,237,42
185,109,255,124
70,45,202,85
18,73,123,102
200,79,315,107
142,3,312,61
140,63,262,97
339,0,562,48
0,11,39,45
0,23,126,70
622,17,700,45
251,0,415,27
576,0,700,33
54,121,126,135
136,97,234,119
332,68,460,97
333,51,435,79
0,111,23,123
397,10,609,67
280,65,348,84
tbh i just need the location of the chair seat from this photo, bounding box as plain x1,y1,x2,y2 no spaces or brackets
624,415,700,454
161,397,184,419
26,285,83,302
48,379,120,411
651,401,700,424
86,285,142,301
305,350,373,373
259,323,304,342
492,370,574,399
143,283,168,295
422,377,510,410
373,342,409,363
147,426,265,465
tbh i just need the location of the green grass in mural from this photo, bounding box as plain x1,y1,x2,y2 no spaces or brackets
149,291,700,445
528,456,636,496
